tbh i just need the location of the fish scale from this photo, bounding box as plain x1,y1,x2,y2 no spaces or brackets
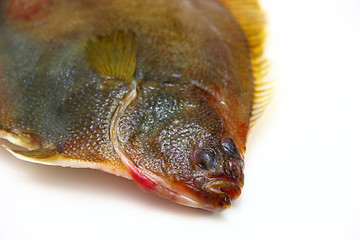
0,0,269,211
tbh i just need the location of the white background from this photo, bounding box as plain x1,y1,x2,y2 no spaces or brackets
1,0,359,239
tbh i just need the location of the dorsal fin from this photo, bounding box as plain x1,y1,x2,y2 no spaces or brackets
86,31,138,84
220,0,273,128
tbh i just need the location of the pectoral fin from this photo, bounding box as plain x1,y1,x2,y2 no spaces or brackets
3,145,59,165
2,144,131,179
86,31,138,84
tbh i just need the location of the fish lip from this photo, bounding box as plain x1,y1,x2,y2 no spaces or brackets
157,174,244,211
187,175,243,211
204,178,242,201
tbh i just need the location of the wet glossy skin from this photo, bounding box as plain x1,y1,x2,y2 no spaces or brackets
114,81,245,210
0,0,254,210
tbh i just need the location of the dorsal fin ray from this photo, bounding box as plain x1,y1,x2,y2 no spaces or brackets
220,0,273,128
86,31,138,84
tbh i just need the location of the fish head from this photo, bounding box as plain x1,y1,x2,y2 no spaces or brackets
114,82,245,211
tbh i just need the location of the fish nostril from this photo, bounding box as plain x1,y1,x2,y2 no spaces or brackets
224,168,232,176
194,176,207,189
218,194,231,208
224,160,243,180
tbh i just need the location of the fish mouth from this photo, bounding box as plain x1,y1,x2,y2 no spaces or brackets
120,156,243,211
145,176,242,212
112,137,243,211
126,161,243,211
196,177,242,211
204,179,241,200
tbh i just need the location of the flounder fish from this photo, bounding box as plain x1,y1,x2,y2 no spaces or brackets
0,0,269,211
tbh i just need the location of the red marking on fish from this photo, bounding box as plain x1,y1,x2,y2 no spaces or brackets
6,0,52,22
129,167,157,192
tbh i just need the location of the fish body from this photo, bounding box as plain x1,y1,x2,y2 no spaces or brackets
0,0,268,211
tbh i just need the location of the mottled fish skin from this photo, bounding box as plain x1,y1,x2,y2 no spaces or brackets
0,0,264,211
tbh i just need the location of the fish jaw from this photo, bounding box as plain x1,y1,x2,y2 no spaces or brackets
127,162,243,211
127,163,206,210
114,139,243,211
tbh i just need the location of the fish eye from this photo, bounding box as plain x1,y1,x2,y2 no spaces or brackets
221,137,241,159
194,148,219,171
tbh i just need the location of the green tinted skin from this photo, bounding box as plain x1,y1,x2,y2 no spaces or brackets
115,81,245,209
0,0,253,210
0,26,131,165
119,81,226,181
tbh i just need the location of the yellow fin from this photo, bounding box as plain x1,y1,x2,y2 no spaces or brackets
86,31,138,84
3,145,58,163
220,0,273,128
3,145,131,178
